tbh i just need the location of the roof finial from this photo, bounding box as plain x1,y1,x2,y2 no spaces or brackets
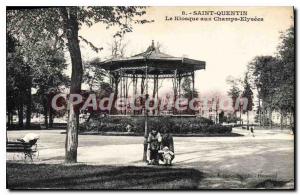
145,40,156,52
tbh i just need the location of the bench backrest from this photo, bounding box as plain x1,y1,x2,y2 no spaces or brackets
6,142,36,152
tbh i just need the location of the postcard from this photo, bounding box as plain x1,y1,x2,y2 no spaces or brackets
6,6,295,190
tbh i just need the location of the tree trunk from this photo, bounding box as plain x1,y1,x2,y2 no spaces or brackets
290,112,294,133
280,111,284,130
264,108,268,127
25,86,32,128
18,102,24,128
10,113,13,126
61,7,83,163
49,107,54,128
258,98,262,126
269,108,272,129
239,106,242,125
7,112,11,128
43,97,48,129
143,117,148,162
262,107,266,127
247,111,249,130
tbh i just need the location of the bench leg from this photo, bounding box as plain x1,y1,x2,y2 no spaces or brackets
34,151,39,160
24,152,33,162
29,153,33,162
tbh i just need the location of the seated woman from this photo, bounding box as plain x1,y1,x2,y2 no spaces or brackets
147,128,162,165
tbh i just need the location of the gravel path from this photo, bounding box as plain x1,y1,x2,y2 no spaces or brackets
7,128,294,188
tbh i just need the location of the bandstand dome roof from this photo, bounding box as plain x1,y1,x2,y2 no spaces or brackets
96,41,206,77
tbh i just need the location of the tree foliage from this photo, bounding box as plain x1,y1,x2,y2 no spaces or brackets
83,57,107,92
242,73,253,113
247,26,294,128
181,77,198,99
6,31,70,128
226,76,241,112
7,6,151,163
275,27,295,114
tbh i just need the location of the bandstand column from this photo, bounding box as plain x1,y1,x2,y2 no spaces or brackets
135,74,138,115
178,73,182,115
156,75,159,100
120,68,123,115
109,70,113,88
124,76,128,115
178,73,182,98
156,74,159,115
173,69,178,115
132,74,136,115
143,65,149,162
192,71,195,98
192,71,195,114
111,72,120,115
141,75,145,95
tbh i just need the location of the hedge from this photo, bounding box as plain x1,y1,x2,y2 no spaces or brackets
80,115,232,135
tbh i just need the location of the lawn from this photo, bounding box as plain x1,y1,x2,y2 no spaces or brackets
6,163,293,190
7,163,203,189
6,129,294,189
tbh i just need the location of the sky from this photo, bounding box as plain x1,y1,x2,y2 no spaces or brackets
74,6,294,96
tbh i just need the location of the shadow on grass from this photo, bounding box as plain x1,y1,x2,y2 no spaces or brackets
7,163,203,190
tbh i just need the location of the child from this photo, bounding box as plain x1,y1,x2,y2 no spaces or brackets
147,129,162,165
159,146,174,166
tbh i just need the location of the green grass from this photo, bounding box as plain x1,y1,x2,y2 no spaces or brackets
7,163,203,189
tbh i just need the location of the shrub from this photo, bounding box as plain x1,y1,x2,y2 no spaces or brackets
80,115,232,134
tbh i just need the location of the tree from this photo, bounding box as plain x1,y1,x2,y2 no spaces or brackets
7,27,70,129
83,58,107,92
275,26,295,129
211,96,220,124
7,7,150,163
33,47,69,128
242,73,253,130
109,36,128,59
219,111,225,124
247,56,279,128
246,26,294,129
245,25,294,130
181,77,198,114
226,76,242,120
6,34,28,128
82,57,113,121
181,77,198,99
7,33,35,128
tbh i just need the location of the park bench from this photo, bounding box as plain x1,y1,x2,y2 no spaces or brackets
6,139,38,161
